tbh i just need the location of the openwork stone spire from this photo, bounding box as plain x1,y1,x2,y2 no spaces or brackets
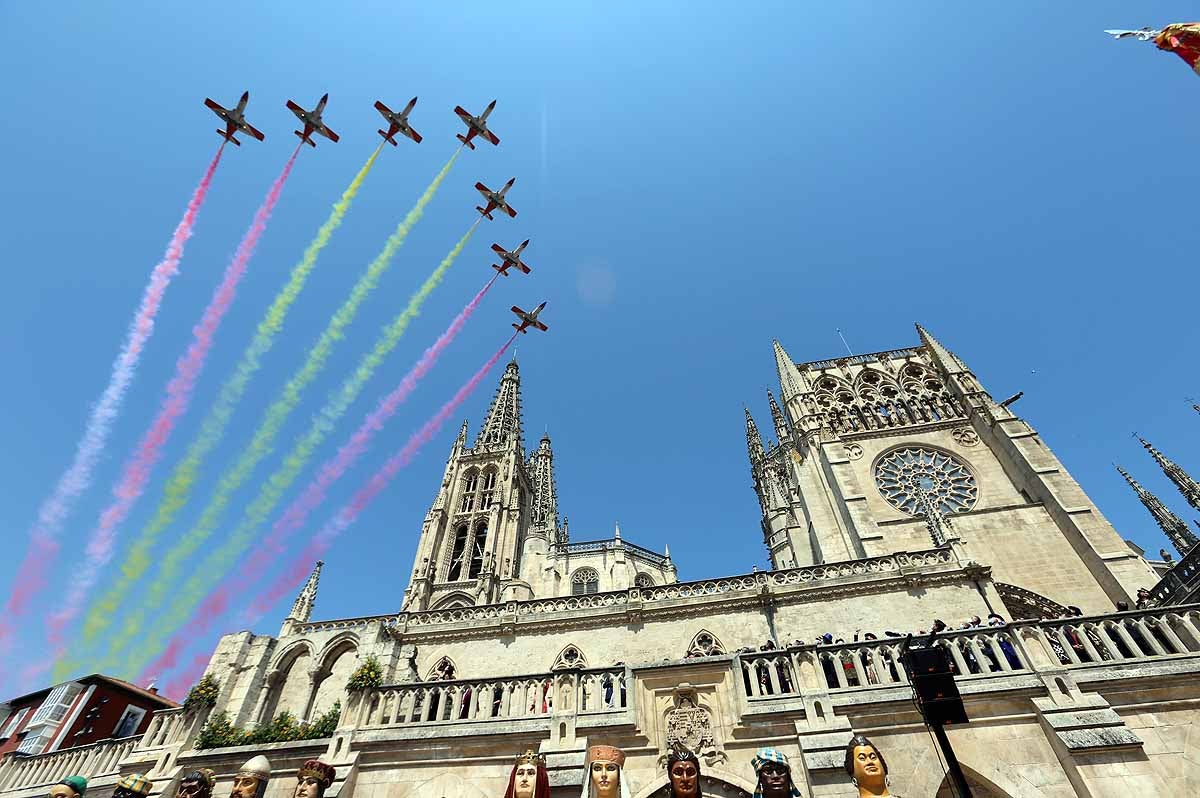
288,560,323,623
773,340,805,404
1117,466,1199,556
475,358,525,454
915,323,969,375
767,389,790,444
745,407,766,464
913,485,954,548
1139,437,1200,513
529,433,561,541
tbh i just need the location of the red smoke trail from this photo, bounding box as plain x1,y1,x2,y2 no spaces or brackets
37,146,301,677
0,145,225,653
139,333,517,684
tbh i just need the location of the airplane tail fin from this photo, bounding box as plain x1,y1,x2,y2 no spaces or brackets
512,323,525,333
378,129,399,146
456,134,476,150
492,264,508,276
294,130,317,147
218,129,242,146
476,206,494,220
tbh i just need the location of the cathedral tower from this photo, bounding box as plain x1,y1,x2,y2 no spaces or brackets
749,324,1159,612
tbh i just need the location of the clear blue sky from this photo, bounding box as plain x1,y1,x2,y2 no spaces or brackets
1,2,1198,685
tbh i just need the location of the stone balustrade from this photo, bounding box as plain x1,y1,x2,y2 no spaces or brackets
0,736,138,793
736,605,1200,701
356,667,628,729
138,707,190,750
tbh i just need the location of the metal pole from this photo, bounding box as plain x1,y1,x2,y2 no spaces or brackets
931,721,974,797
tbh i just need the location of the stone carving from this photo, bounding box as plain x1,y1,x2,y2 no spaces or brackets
844,443,864,460
553,644,587,670
951,427,979,447
686,630,726,658
664,690,726,767
874,446,977,517
399,644,419,683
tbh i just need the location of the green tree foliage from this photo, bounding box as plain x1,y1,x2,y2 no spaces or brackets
194,703,341,750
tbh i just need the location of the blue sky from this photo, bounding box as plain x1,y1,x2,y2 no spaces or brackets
1,2,1198,687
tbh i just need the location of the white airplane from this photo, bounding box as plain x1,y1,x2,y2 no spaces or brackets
203,91,265,146
511,301,548,334
490,239,531,277
374,97,422,145
286,93,339,148
475,178,517,220
454,100,500,149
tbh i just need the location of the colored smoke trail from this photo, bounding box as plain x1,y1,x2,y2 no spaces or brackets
140,334,517,684
77,146,384,671
123,220,481,677
0,145,224,655
42,147,300,682
164,653,211,701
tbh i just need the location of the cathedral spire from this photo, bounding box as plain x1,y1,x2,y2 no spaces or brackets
529,432,561,541
915,323,969,375
745,407,766,464
288,561,323,623
475,359,525,454
1138,437,1200,512
773,340,806,403
767,389,790,444
1116,466,1199,556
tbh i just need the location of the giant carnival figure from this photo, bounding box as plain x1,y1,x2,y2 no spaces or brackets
1107,23,1200,76
503,750,550,798
843,735,894,797
176,770,215,798
750,749,803,798
111,776,153,798
230,756,271,798
294,761,336,798
49,776,87,798
665,746,702,798
583,745,630,798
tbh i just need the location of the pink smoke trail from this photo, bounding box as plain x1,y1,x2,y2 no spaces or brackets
238,275,499,597
139,333,517,684
33,146,301,682
0,145,225,653
164,652,211,701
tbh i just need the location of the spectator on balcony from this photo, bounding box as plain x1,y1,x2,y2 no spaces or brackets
852,632,880,685
1136,588,1157,609
986,614,1022,670
50,777,88,798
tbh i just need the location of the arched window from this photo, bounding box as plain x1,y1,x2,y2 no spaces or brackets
447,524,470,581
552,645,588,670
571,568,599,595
468,521,488,578
460,471,479,512
687,630,726,658
634,573,654,587
480,470,498,509
427,657,457,681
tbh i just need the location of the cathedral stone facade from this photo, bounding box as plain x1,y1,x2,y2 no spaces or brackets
3,326,1199,798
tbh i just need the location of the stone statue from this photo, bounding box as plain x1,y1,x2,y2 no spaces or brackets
399,644,419,682
665,746,701,798
843,735,891,797
230,755,271,798
503,750,550,798
111,776,153,798
582,745,630,798
177,770,216,798
750,748,802,798
49,776,87,798
294,760,336,798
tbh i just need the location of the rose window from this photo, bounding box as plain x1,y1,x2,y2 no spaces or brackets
874,447,977,516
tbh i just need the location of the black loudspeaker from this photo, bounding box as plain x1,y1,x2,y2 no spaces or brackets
903,644,969,725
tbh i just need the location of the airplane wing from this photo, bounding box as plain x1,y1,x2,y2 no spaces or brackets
405,127,423,143
491,244,507,255
286,100,306,120
516,262,530,274
533,320,548,331
242,123,266,142
374,100,392,118
204,98,224,113
503,204,517,219
484,130,500,146
475,182,491,197
454,106,472,121
319,126,340,142
511,305,526,316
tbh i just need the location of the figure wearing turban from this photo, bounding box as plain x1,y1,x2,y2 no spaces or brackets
112,775,153,798
750,748,803,798
177,771,215,798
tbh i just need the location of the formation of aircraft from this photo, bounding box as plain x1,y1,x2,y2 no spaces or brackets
286,93,340,148
199,92,549,335
454,100,501,150
490,240,531,277
475,178,518,220
374,97,422,145
511,302,549,334
204,91,265,146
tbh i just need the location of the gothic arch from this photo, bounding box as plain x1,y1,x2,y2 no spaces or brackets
854,367,900,400
259,640,315,722
432,592,475,610
309,636,359,719
552,644,588,670
315,632,360,670
996,582,1068,620
571,567,600,595
267,638,315,673
425,656,458,681
687,630,727,657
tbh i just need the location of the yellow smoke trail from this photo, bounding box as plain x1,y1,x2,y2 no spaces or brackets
67,145,384,678
118,219,481,677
